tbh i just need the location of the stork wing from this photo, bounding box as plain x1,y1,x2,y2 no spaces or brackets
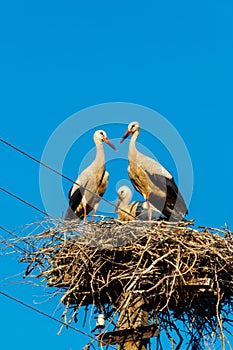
136,152,172,179
128,162,149,198
165,177,188,217
66,166,108,220
95,167,109,197
68,181,86,212
145,171,188,218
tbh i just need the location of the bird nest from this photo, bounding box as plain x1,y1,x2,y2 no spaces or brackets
16,219,233,349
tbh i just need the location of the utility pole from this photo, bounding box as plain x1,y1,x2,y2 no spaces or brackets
117,293,149,350
97,291,159,348
97,292,156,349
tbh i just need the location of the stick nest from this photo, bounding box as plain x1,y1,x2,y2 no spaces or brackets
18,219,233,348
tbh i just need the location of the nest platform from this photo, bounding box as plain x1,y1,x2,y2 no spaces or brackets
17,219,233,349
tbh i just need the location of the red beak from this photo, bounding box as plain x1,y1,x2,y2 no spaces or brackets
120,130,132,143
103,137,117,151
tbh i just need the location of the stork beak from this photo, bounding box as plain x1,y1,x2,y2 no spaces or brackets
103,137,117,151
114,196,122,212
120,130,132,143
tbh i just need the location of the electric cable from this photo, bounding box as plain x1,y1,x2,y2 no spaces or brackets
0,137,135,219
0,290,103,342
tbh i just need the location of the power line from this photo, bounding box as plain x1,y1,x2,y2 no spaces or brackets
0,137,135,219
0,290,98,342
0,186,81,229
0,237,24,254
0,137,113,207
0,186,49,217
0,190,66,251
0,185,132,226
0,228,118,348
0,224,38,253
0,139,126,349
0,224,27,241
0,290,117,349
0,225,117,348
0,225,26,253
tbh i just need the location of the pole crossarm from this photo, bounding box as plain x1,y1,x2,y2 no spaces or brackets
97,324,159,346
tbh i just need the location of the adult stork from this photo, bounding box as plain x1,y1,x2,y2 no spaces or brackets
65,130,117,223
120,121,187,220
115,185,165,221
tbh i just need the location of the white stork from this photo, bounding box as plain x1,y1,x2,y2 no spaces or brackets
115,185,165,221
65,130,117,223
120,121,187,220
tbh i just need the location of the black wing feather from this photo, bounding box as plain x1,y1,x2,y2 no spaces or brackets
69,187,83,211
145,171,187,219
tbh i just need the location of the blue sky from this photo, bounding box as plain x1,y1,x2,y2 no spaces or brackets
0,0,233,349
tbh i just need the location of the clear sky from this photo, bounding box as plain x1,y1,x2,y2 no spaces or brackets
0,0,233,349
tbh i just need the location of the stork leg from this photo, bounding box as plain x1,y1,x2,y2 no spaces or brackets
146,191,152,221
91,208,96,223
91,203,98,223
84,205,88,224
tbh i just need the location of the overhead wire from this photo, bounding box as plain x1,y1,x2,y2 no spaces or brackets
0,187,76,254
0,224,117,347
0,137,114,206
0,137,135,219
0,186,49,218
0,225,27,253
0,240,23,254
0,187,65,254
0,227,118,349
0,138,124,349
0,290,115,346
0,224,39,253
0,183,136,224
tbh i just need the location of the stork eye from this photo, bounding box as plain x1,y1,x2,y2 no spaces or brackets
131,124,136,130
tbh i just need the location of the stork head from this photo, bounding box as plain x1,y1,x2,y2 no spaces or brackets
94,130,117,150
120,121,140,143
115,185,132,211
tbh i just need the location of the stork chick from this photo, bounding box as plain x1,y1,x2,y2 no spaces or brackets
115,185,166,221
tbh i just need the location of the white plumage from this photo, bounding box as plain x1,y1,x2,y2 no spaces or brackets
65,130,116,223
120,121,187,220
115,185,165,221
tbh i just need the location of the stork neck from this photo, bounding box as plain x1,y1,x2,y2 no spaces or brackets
128,131,139,160
94,142,105,166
